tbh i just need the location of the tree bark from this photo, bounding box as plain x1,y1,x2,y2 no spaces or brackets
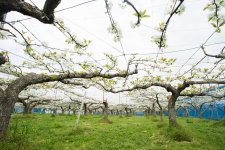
0,92,16,138
0,0,61,24
168,95,177,126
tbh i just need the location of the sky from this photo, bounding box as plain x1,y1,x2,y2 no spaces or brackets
0,0,225,104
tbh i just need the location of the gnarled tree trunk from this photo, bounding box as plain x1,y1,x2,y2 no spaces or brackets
0,89,17,138
168,95,178,126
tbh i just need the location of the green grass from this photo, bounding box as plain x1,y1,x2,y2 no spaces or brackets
0,114,224,150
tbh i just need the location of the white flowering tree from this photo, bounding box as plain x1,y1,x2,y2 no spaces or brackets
0,0,224,138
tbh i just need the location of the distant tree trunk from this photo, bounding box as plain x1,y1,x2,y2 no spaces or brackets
151,102,155,115
155,94,163,121
60,106,64,114
125,107,129,116
129,109,132,116
119,110,123,116
88,109,93,115
116,109,119,115
110,110,113,115
87,103,94,115
23,102,37,114
28,106,33,113
83,103,87,115
42,108,46,114
181,106,189,117
53,108,57,114
145,107,151,116
23,103,30,114
68,105,71,115
73,110,76,115
103,100,109,119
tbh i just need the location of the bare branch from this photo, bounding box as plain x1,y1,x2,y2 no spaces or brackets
158,0,184,49
1,21,29,45
201,45,225,59
123,0,141,25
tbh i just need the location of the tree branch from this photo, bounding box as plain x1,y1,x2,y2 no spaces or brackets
201,46,225,59
180,92,224,99
0,0,61,24
123,0,141,25
158,0,184,49
96,81,176,94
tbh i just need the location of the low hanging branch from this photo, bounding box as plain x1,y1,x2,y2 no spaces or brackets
0,0,61,24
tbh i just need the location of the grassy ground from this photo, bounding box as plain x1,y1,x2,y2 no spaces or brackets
0,114,224,150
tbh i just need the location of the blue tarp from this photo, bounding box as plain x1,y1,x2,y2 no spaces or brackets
176,101,225,120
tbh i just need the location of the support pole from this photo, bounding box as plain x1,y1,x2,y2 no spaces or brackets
74,92,86,129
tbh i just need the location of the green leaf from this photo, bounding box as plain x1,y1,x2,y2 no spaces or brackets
211,23,217,28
